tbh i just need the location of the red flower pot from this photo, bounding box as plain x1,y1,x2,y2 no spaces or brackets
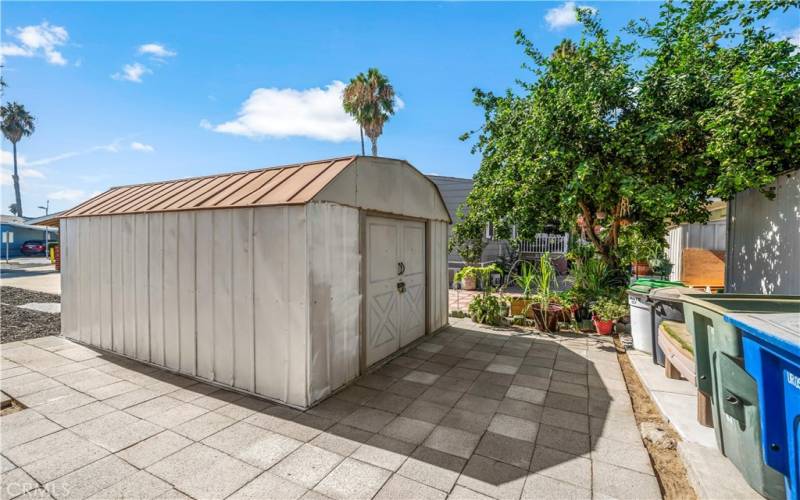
592,316,615,335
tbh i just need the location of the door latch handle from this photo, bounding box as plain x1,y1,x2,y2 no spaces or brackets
397,262,405,275
397,281,406,293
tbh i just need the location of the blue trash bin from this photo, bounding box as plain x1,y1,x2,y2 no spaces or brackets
729,311,800,500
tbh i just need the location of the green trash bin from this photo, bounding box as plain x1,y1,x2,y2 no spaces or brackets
681,293,800,499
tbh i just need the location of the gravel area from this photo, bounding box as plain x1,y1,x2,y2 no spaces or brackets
1,286,61,344
1,286,61,306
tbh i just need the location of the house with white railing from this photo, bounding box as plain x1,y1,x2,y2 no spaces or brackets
427,175,570,281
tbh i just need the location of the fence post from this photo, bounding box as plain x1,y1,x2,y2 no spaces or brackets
562,232,569,253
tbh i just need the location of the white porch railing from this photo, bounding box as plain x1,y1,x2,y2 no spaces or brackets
519,233,569,254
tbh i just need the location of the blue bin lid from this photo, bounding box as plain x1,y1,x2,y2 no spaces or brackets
725,312,800,357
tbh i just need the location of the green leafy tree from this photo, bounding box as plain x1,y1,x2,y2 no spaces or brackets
342,68,397,156
1,102,36,218
457,2,799,275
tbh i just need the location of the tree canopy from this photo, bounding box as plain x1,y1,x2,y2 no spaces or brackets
455,0,799,271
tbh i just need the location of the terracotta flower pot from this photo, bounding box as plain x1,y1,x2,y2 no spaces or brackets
530,303,563,332
633,261,651,276
593,316,615,335
461,276,477,291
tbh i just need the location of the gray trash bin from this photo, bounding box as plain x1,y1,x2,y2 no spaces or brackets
649,286,690,366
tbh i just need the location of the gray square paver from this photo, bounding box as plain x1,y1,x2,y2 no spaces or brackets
87,470,173,500
341,407,395,433
0,410,62,451
5,429,109,484
456,454,527,500
440,408,492,435
308,424,373,456
172,411,236,441
71,411,163,452
117,430,193,469
351,434,415,472
374,474,446,500
400,399,449,425
521,473,591,500
488,413,540,443
227,471,308,500
313,457,391,500
147,443,260,499
423,426,480,459
475,432,534,470
44,455,137,500
271,444,344,489
592,460,661,499
1,467,38,499
380,416,435,445
202,421,302,469
530,445,591,488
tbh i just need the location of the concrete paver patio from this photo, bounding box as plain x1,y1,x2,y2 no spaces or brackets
1,319,660,499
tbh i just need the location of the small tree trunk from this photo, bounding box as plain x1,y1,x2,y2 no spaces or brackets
370,136,378,156
12,141,22,218
359,127,365,156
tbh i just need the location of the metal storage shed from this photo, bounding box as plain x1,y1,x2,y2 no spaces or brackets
59,156,451,409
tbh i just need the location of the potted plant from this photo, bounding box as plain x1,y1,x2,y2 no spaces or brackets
454,266,480,290
590,298,628,335
464,263,506,325
509,261,535,316
528,253,564,333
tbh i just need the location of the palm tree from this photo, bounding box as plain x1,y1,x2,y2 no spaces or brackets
342,68,396,156
1,102,35,218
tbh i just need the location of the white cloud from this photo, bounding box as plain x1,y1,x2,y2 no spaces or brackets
48,189,86,201
208,81,362,142
0,151,46,185
138,43,176,59
545,2,596,30
130,141,154,152
112,62,151,83
199,119,213,130
788,27,800,47
1,22,69,65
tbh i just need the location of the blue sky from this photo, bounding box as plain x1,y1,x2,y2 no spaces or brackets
2,2,798,215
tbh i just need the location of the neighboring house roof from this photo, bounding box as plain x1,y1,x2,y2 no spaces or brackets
0,221,59,232
60,156,451,223
25,211,67,228
427,175,473,223
63,157,357,218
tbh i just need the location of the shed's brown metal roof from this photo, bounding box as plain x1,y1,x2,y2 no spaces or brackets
62,157,358,218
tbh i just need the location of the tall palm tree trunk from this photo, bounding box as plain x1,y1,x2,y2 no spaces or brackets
370,136,378,156
12,141,22,217
359,127,365,156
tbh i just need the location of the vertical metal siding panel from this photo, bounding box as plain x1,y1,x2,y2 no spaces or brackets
78,217,91,343
89,217,102,345
307,204,330,403
111,217,125,352
428,220,448,332
212,209,235,386
254,206,291,402
134,214,151,361
60,220,75,339
99,216,113,350
195,211,214,380
121,215,137,358
232,208,255,392
162,212,181,370
148,213,165,366
178,212,197,375
307,203,361,404
287,205,308,407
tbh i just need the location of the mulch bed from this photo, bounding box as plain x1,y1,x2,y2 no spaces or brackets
1,286,61,344
1,286,61,306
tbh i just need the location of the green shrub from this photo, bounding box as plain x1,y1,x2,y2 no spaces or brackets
590,298,628,321
468,293,506,325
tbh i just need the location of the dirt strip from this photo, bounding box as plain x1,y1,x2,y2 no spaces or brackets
613,334,698,500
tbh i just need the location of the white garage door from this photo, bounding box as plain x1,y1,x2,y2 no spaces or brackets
365,216,426,366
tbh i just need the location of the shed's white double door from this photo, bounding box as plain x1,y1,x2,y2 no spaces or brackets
365,216,426,366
